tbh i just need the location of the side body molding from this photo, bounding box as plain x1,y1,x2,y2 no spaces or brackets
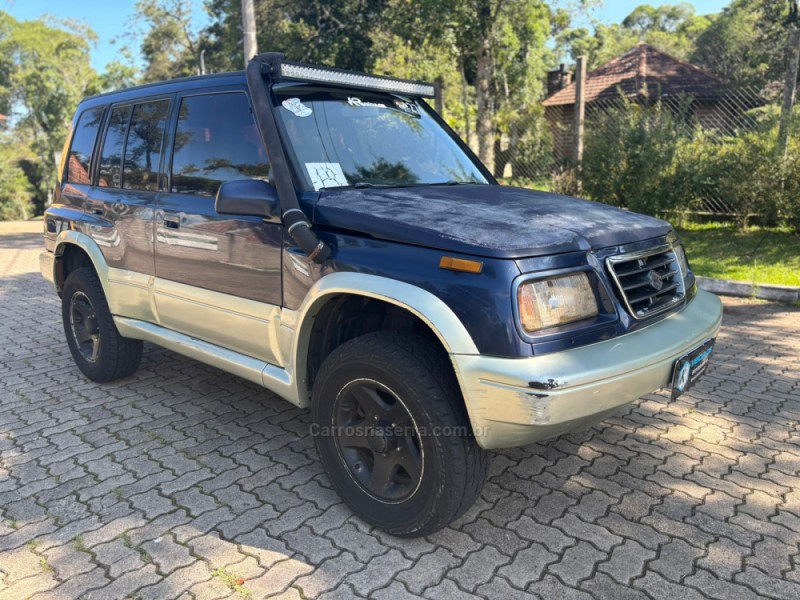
282,272,480,406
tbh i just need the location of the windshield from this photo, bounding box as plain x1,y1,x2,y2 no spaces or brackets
273,89,489,191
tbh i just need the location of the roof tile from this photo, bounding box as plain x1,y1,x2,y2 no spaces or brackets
543,43,723,107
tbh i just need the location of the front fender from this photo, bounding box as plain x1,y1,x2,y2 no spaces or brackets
283,272,479,406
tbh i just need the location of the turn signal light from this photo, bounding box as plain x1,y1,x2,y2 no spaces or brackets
439,256,483,274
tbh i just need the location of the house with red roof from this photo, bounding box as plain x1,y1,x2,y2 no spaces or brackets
542,43,750,161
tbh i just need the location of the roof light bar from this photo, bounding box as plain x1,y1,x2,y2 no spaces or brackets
277,61,436,98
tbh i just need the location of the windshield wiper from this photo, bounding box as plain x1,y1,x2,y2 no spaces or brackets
321,180,484,191
427,180,481,186
320,182,410,191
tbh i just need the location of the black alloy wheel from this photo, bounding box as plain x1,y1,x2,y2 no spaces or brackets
69,290,101,363
333,378,423,503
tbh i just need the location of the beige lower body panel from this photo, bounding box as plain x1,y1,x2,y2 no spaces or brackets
113,317,299,405
152,278,283,366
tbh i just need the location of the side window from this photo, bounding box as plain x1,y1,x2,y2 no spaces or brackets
123,100,170,191
98,105,132,188
170,92,269,195
66,107,104,184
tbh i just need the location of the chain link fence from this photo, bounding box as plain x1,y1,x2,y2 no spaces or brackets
491,84,779,219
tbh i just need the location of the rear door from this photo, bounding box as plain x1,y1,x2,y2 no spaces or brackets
153,86,283,364
85,96,172,322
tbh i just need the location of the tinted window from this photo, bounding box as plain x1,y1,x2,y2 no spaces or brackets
123,100,170,191
98,105,132,188
66,107,104,185
171,92,269,195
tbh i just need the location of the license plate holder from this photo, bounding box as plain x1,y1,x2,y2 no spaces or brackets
671,339,715,400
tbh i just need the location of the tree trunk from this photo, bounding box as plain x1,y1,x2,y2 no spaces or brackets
494,136,509,177
778,28,800,158
475,36,494,171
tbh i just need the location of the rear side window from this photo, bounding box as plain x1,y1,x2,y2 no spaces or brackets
66,107,104,184
170,92,269,195
123,100,170,191
98,105,132,188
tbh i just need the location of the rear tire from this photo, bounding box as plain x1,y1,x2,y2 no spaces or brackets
62,268,143,382
311,332,489,537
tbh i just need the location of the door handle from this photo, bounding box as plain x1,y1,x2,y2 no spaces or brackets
163,216,181,229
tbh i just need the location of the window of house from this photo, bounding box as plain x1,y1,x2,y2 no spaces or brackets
122,100,170,191
97,105,132,188
66,107,105,185
170,92,269,195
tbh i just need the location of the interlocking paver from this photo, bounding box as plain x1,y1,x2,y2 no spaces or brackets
396,547,461,594
448,545,510,592
497,542,557,588
1,229,799,599
597,539,655,585
683,568,763,600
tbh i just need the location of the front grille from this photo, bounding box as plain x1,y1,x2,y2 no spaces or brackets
607,245,686,319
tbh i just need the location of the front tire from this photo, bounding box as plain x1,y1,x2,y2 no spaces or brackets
62,268,142,382
311,332,489,537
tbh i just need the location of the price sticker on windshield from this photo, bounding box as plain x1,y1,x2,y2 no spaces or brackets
306,162,348,191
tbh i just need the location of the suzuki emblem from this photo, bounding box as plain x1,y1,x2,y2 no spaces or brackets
646,269,664,290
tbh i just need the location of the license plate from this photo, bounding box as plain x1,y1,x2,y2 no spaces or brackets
671,339,715,400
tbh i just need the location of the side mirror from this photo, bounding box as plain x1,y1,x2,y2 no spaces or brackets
215,179,280,221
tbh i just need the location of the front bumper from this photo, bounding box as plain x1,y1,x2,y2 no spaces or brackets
452,290,723,449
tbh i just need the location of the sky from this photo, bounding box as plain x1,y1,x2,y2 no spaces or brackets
592,0,729,23
2,0,211,71
4,0,732,74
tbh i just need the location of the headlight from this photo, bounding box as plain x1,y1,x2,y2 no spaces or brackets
673,243,690,276
517,273,599,333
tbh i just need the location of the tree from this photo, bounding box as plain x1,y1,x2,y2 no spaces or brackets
99,46,140,92
197,0,391,73
557,3,711,69
132,0,201,82
692,0,793,89
0,132,35,220
388,0,554,173
0,12,99,214
197,0,242,72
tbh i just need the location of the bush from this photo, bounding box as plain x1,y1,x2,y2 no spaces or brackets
580,97,694,215
576,96,800,233
685,118,800,231
0,146,34,221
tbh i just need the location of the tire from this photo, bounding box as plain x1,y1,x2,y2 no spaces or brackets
311,332,490,537
61,267,143,382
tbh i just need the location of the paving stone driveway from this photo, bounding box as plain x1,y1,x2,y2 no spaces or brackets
1,224,799,600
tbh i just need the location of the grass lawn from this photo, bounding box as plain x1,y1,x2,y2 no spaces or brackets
676,222,800,287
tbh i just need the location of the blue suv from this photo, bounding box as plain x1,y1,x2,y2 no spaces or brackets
41,52,723,536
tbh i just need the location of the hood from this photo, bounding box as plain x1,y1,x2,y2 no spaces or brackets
313,185,672,259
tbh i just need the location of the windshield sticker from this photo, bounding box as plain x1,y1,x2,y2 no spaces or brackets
306,162,348,191
393,100,420,115
347,97,387,109
282,97,312,117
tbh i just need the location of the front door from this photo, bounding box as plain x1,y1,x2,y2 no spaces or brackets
153,87,283,364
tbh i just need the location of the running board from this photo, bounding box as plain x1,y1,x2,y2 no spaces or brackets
113,317,302,406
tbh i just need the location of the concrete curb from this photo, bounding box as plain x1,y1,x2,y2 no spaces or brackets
697,276,800,303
